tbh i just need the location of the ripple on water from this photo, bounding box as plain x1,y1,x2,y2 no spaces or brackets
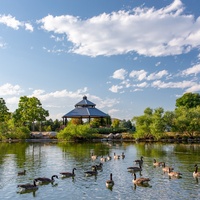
1,142,200,199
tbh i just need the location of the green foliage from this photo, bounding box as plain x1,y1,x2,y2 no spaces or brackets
173,106,200,137
176,92,200,109
71,118,83,125
0,119,30,140
133,107,166,140
112,118,120,128
0,98,11,122
90,118,102,128
90,117,109,128
57,124,97,141
13,96,49,131
119,119,133,130
163,111,175,131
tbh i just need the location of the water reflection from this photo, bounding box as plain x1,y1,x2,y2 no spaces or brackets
0,141,200,199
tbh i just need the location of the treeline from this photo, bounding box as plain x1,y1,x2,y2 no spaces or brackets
1,92,200,141
0,96,62,140
0,96,133,140
132,92,200,140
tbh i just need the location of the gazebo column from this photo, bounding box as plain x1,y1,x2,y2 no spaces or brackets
62,117,65,125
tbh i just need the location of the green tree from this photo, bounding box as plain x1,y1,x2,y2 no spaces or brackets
163,111,175,131
112,118,120,129
0,98,10,122
119,119,133,130
133,107,153,139
133,107,166,139
150,107,165,139
13,96,49,131
90,117,107,128
174,106,200,137
176,93,200,109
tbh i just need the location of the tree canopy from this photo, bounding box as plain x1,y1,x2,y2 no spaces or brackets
0,98,10,122
13,96,49,131
176,92,200,109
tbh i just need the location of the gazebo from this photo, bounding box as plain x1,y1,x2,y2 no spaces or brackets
62,96,109,125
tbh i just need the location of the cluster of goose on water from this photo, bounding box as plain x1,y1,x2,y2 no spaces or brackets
17,153,200,193
17,152,124,193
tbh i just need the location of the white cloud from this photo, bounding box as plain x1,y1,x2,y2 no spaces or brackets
0,40,6,48
0,83,24,96
155,62,161,67
30,87,88,101
0,15,22,30
24,22,34,32
109,85,123,93
129,70,147,81
182,64,200,76
6,96,20,105
152,80,196,89
0,14,33,31
108,108,119,116
136,82,148,88
98,98,119,109
112,68,127,80
147,70,168,80
38,0,200,57
185,84,200,93
3,85,118,120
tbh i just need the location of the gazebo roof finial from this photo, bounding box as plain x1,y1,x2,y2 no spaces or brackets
83,95,87,100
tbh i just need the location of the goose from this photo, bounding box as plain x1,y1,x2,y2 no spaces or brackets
92,163,103,170
17,179,38,193
135,156,143,165
91,153,98,160
84,166,98,176
60,168,76,178
121,152,125,159
193,164,200,178
153,159,163,167
132,172,150,185
35,175,58,185
114,152,120,159
162,162,174,173
106,173,114,187
18,169,26,176
107,155,112,161
168,168,182,178
127,162,142,173
100,156,107,162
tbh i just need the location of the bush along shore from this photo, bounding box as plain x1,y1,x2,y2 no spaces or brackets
2,129,200,144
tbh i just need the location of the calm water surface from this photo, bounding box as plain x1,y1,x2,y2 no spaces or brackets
0,141,200,200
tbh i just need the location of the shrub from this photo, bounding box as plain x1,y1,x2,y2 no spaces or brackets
57,124,97,141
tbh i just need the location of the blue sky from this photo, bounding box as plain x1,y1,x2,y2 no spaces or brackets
0,0,200,121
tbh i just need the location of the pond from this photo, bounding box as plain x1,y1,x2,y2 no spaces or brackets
0,141,200,200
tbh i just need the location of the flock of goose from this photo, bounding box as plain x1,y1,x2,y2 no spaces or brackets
17,153,200,193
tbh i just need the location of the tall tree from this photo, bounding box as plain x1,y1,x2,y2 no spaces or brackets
0,98,10,122
176,93,200,109
150,107,165,139
13,96,49,131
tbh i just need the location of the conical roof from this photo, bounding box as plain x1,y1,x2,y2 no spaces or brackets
75,96,96,107
62,96,108,118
